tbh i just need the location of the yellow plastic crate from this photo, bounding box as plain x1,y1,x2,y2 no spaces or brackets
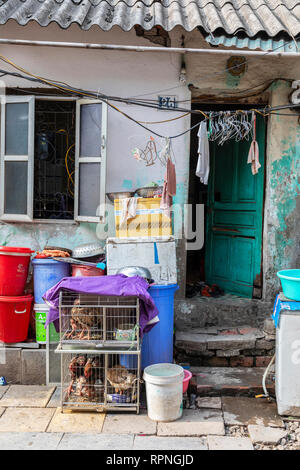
114,197,172,238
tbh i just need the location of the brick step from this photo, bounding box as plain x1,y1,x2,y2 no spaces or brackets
190,367,275,398
175,325,275,367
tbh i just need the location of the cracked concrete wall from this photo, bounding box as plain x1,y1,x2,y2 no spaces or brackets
263,82,300,301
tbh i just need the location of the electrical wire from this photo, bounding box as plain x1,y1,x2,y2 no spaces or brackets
0,45,298,139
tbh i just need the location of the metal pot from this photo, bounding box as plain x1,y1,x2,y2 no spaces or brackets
116,266,152,282
72,243,105,259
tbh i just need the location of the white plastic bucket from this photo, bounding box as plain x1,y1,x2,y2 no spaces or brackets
143,363,184,422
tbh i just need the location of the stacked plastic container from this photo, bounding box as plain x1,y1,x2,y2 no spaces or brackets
31,257,70,345
0,246,34,343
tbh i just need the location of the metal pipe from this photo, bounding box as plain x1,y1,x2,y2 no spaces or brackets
0,38,299,57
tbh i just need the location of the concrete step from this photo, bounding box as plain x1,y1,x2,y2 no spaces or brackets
190,367,275,398
175,325,275,367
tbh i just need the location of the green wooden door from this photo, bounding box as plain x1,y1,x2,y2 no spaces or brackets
205,116,265,298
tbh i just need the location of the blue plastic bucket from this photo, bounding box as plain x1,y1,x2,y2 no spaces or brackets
142,284,179,370
32,258,70,304
277,269,300,301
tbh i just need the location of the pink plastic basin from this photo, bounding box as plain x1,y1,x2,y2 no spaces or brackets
183,369,192,393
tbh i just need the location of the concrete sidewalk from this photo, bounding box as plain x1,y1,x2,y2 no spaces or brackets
0,385,298,450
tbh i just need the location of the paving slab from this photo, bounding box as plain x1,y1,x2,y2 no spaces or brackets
207,436,254,450
157,409,225,437
0,408,5,418
47,387,61,408
0,386,9,399
0,407,55,432
248,425,288,445
102,411,157,435
222,397,284,427
0,432,63,450
192,367,274,397
58,433,134,450
196,397,222,410
133,436,208,450
47,408,105,433
0,385,55,407
0,348,22,383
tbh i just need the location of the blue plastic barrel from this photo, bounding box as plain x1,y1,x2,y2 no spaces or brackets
32,258,70,304
142,284,179,370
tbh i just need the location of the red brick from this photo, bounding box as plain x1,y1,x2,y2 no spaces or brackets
238,327,258,335
230,356,254,367
202,357,229,367
255,356,272,367
219,328,239,336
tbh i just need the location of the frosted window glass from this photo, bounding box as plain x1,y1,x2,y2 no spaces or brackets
80,103,102,157
79,162,100,217
4,161,28,214
5,103,29,155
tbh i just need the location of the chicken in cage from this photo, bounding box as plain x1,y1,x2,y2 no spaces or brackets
61,352,140,410
59,291,140,346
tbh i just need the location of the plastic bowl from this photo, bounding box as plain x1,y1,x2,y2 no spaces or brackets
277,269,300,301
182,369,192,393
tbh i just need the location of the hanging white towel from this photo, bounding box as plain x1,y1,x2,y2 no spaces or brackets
196,121,210,185
120,197,138,226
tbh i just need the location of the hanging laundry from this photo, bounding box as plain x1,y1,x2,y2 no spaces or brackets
160,138,176,218
247,113,261,175
196,121,210,185
120,197,138,226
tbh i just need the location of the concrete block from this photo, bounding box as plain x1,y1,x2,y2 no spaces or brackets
133,436,208,450
0,348,22,383
255,339,275,350
208,436,254,450
0,385,55,407
216,349,240,357
58,433,134,450
175,332,208,352
0,407,55,432
102,411,156,435
0,386,9,399
0,432,63,450
157,409,225,437
248,425,288,444
196,397,222,410
222,397,284,427
21,349,46,385
207,334,256,351
47,408,105,433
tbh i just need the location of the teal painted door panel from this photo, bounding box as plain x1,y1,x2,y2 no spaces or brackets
206,116,265,298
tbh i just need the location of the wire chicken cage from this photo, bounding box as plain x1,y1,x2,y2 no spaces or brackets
60,351,140,412
58,290,140,350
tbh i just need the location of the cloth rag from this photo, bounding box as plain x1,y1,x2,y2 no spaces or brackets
196,121,210,185
120,197,138,226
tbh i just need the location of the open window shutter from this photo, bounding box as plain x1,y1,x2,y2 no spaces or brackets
74,99,107,223
0,96,35,222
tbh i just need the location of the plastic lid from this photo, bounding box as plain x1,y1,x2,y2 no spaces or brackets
0,295,34,302
0,246,34,254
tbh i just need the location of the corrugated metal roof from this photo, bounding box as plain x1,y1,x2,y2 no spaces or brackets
0,0,299,36
205,34,300,52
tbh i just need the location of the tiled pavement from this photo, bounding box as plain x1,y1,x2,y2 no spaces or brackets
0,385,293,450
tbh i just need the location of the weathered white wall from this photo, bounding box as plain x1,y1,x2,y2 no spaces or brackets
0,22,191,255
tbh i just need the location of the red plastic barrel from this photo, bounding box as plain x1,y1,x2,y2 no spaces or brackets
0,295,33,343
0,247,34,296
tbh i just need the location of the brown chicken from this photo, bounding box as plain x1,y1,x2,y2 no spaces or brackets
67,298,101,340
107,365,136,395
